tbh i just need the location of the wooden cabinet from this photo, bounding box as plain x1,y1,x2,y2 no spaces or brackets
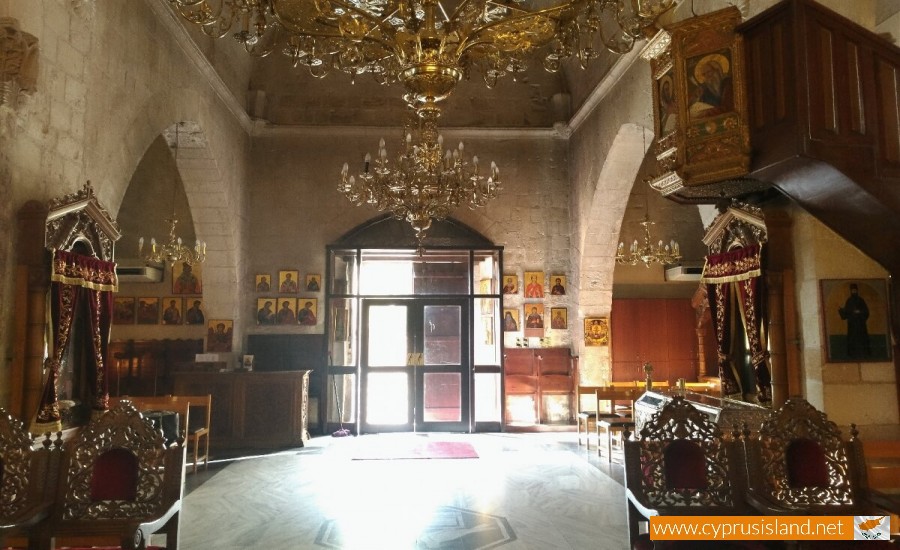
503,347,573,426
172,370,310,450
611,299,700,384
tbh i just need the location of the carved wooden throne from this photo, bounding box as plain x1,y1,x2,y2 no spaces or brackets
39,400,184,550
0,409,60,548
623,396,766,550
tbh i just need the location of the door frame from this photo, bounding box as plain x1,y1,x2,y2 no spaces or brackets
359,297,471,433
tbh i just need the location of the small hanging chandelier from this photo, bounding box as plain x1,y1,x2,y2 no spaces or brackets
616,216,681,267
138,123,206,265
339,107,500,244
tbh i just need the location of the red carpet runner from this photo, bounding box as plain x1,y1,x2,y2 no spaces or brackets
351,440,478,460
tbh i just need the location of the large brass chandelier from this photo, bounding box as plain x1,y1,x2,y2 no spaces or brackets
167,1,677,102
168,0,675,240
616,216,680,267
340,107,500,243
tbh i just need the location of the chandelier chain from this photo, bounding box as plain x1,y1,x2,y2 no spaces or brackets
138,122,207,265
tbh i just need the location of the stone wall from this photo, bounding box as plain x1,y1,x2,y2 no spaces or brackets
243,130,572,352
791,207,897,438
0,0,251,408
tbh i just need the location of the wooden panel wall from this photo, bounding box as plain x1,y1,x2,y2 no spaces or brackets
610,299,699,384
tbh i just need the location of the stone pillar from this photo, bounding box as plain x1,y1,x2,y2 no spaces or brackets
12,201,50,423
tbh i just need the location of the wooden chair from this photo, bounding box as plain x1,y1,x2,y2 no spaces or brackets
37,400,184,550
0,409,61,548
113,395,211,474
166,395,211,474
623,395,764,550
742,398,895,548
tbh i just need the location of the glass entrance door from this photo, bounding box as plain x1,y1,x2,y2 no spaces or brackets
360,299,470,433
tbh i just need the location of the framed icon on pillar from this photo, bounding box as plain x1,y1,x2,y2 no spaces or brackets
820,279,891,362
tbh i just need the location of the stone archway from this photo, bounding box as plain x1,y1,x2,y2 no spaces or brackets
574,123,653,386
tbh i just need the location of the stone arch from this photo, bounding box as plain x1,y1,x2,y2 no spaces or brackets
161,121,241,328
116,114,242,345
575,123,653,385
335,214,495,248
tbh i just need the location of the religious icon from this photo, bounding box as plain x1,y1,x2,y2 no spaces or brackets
502,274,518,295
550,274,567,296
172,261,202,294
207,319,233,352
820,279,892,362
161,297,183,325
184,298,205,325
584,317,610,346
687,49,734,120
256,298,276,325
502,308,519,332
136,297,160,325
550,307,567,329
278,270,299,293
275,298,297,325
306,273,321,292
523,271,544,298
297,298,318,326
524,303,544,338
113,297,135,325
255,274,271,292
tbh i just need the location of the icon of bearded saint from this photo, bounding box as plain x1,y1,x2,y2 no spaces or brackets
689,52,734,119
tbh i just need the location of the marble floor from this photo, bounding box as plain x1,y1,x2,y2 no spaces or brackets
175,432,629,550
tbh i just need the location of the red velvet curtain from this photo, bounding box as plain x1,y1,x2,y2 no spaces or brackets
702,244,772,404
34,250,117,431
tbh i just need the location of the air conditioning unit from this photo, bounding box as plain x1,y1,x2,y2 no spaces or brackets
116,261,164,283
664,263,703,282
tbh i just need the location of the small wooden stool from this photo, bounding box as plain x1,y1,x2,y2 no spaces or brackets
597,417,635,463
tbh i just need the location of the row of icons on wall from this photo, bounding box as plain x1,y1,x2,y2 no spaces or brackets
256,272,321,293
113,296,203,325
501,272,567,298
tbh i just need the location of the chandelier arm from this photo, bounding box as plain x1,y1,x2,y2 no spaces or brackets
467,3,574,38
446,0,477,23
169,2,233,38
322,0,401,38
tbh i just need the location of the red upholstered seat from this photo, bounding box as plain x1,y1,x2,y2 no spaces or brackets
786,438,829,488
663,439,708,490
90,449,139,501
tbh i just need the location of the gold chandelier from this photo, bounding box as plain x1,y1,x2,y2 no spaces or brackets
139,215,207,265
339,107,500,243
168,0,675,240
616,216,680,267
138,123,207,265
167,0,676,109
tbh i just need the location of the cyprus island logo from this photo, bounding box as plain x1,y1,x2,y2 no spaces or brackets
854,516,890,540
